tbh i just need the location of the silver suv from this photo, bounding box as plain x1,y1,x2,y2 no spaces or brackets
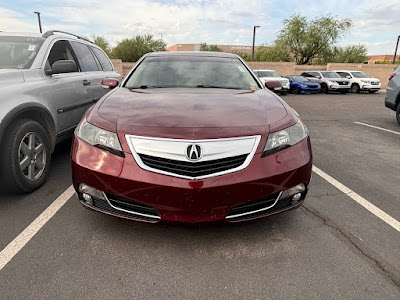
301,71,350,94
0,31,121,192
385,67,400,125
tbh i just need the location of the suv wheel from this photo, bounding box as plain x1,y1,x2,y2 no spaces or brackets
0,119,51,193
321,83,328,94
396,104,400,125
351,83,360,93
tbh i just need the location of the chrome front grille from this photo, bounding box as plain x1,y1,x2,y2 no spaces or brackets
126,135,261,179
139,153,248,177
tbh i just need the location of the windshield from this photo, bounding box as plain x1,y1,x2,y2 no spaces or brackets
257,70,280,78
320,71,341,78
291,75,310,82
125,56,261,90
351,71,369,78
0,36,45,69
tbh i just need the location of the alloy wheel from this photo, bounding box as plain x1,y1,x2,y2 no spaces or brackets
18,132,47,181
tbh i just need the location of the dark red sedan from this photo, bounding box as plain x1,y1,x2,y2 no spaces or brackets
71,52,312,223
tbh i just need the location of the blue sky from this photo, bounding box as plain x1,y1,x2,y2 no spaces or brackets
0,0,398,55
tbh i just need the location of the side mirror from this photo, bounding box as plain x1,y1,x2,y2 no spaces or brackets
346,75,351,79
102,78,119,89
315,75,321,79
51,60,78,74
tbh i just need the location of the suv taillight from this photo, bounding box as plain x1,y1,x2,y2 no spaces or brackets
389,73,396,81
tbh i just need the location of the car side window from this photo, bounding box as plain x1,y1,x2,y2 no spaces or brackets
71,42,100,72
46,40,79,71
337,72,347,78
92,47,113,71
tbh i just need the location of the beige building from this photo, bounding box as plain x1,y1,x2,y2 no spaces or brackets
367,55,400,64
167,44,259,54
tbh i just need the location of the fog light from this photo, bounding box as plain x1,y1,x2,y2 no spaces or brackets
281,183,306,199
82,193,93,205
78,183,106,200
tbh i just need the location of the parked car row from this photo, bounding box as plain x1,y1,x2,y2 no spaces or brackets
255,69,381,95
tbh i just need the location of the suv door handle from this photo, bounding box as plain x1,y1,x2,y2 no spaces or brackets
82,80,91,86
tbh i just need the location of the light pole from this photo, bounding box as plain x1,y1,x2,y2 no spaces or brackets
393,35,400,64
252,26,260,61
34,11,42,33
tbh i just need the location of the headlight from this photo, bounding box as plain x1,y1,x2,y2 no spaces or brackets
262,120,308,157
300,84,307,87
328,80,337,83
76,118,124,157
361,80,369,83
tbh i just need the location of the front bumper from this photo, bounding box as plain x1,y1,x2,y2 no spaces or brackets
299,86,320,93
328,84,350,91
71,136,312,223
360,83,381,91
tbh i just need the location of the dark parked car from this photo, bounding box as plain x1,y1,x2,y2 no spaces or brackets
71,52,312,223
0,30,121,192
284,75,320,94
385,67,400,125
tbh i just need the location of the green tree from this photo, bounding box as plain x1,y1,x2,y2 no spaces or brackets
232,51,251,61
254,45,292,62
112,35,166,62
200,43,222,52
91,35,111,56
276,14,352,65
322,44,367,64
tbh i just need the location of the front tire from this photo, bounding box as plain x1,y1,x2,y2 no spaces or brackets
0,119,51,193
351,83,360,93
321,83,329,94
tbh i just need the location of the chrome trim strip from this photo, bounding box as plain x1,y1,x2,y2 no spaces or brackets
225,191,283,220
125,135,262,180
101,192,161,220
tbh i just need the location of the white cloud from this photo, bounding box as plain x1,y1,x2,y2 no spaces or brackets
0,0,399,55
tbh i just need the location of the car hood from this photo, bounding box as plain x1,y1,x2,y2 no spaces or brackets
95,88,288,139
297,81,319,85
0,69,25,87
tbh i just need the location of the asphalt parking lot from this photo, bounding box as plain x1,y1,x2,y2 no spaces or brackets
0,91,399,299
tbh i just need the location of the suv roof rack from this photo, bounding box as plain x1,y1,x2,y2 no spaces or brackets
42,30,93,44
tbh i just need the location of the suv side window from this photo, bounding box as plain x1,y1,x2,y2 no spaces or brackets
46,40,78,70
92,47,113,71
310,72,320,77
302,72,312,77
71,42,99,72
337,72,349,78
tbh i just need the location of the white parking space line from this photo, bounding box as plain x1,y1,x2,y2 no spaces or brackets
0,185,75,272
312,166,400,232
354,122,400,136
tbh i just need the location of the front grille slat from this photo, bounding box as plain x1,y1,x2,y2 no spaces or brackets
139,153,248,178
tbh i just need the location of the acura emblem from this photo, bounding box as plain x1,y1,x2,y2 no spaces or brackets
186,144,202,161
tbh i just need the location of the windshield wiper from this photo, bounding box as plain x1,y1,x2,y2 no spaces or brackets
130,85,169,89
196,85,243,90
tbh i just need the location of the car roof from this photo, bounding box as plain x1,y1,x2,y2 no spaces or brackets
253,69,275,72
148,51,239,58
0,32,43,38
335,70,364,72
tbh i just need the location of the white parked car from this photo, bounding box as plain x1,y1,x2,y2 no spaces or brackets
253,69,290,95
335,70,381,93
300,71,350,94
